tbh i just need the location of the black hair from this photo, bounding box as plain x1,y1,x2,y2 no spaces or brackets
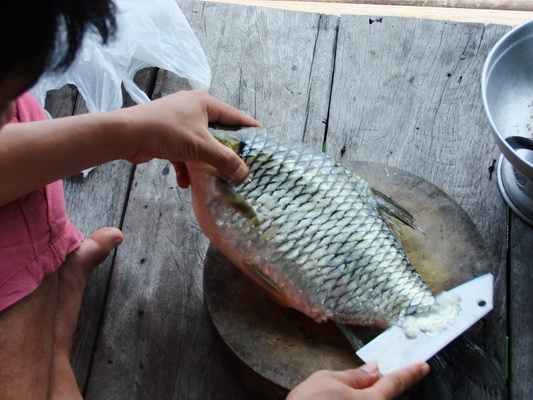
0,0,116,85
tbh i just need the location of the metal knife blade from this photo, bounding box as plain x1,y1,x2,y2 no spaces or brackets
355,273,494,375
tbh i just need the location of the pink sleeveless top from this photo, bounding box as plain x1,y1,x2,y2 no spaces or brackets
0,92,84,311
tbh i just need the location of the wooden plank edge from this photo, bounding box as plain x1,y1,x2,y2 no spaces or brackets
228,0,533,13
202,0,533,26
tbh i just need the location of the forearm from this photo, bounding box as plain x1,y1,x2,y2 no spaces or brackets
0,110,135,206
0,90,259,207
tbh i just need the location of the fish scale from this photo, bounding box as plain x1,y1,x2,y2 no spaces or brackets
188,127,454,333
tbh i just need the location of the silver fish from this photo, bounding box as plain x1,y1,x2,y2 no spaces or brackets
187,127,459,337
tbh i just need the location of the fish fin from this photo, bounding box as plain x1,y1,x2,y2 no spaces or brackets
423,354,455,400
371,188,424,234
215,178,261,228
423,336,506,399
244,262,291,308
335,323,366,350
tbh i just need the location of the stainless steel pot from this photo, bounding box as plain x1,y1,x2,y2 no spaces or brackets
482,20,533,225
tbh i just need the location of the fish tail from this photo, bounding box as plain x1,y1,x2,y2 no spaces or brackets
422,354,455,400
424,336,507,399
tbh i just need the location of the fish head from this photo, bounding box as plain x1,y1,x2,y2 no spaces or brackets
208,125,245,155
184,125,249,189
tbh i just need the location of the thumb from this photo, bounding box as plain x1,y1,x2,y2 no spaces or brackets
370,362,430,398
340,363,381,389
203,139,249,182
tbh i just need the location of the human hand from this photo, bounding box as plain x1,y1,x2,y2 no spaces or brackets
122,90,260,188
286,362,429,400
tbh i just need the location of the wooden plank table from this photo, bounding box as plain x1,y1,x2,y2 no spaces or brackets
44,0,533,398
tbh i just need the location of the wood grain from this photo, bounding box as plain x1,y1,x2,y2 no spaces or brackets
195,1,337,149
509,214,533,399
46,69,156,391
44,85,134,390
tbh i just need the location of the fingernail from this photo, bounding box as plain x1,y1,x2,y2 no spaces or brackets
360,363,379,376
114,237,123,247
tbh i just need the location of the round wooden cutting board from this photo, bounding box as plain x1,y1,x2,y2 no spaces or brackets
203,161,491,399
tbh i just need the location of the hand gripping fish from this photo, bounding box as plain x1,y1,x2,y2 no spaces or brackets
186,126,504,398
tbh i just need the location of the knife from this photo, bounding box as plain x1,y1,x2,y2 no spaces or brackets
355,273,494,375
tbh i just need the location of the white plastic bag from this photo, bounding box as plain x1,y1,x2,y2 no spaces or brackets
31,0,211,113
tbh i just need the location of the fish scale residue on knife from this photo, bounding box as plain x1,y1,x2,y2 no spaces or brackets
187,127,460,338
